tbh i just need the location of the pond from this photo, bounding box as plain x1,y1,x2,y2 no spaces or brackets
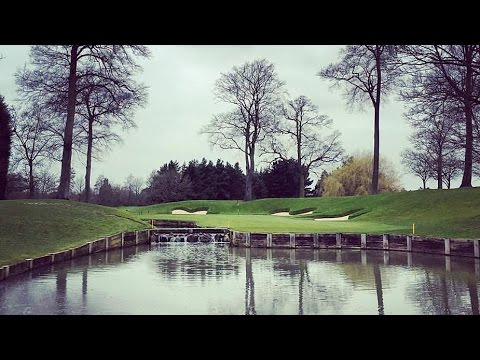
0,243,479,315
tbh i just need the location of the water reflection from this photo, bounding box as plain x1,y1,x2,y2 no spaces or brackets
0,244,479,315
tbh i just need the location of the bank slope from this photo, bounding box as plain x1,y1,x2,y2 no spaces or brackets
0,200,147,266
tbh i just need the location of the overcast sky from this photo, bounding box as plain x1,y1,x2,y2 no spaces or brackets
1,45,470,191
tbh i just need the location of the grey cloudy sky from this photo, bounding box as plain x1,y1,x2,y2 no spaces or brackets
0,45,464,191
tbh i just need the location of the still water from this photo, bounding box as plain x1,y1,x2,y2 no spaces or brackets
1,243,479,315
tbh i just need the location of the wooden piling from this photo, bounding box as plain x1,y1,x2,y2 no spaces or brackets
336,233,342,249
444,238,451,255
383,234,389,250
266,233,272,248
313,233,319,249
361,234,367,249
26,259,33,270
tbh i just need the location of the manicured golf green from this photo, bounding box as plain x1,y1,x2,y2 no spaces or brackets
0,200,147,266
124,187,480,239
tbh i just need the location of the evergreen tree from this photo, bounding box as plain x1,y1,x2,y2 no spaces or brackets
0,96,12,200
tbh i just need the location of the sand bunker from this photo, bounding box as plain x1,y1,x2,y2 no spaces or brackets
314,215,349,221
272,211,313,217
172,209,208,215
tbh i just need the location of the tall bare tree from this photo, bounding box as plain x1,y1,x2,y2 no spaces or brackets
401,66,465,189
318,45,400,194
36,169,58,197
16,45,150,199
11,105,58,197
0,95,12,200
76,74,147,202
402,45,480,188
202,59,284,200
125,173,144,202
401,149,433,189
265,95,343,197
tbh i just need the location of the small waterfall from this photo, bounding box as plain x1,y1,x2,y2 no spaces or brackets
153,232,229,244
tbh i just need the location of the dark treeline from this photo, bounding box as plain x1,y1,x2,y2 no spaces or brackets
90,158,314,206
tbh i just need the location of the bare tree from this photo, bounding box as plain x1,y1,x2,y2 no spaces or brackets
16,45,150,199
202,59,285,200
76,73,147,202
442,155,463,189
264,95,343,197
125,174,143,195
318,45,400,194
11,105,57,198
401,149,433,189
402,45,480,188
401,68,464,189
73,176,85,200
36,169,58,197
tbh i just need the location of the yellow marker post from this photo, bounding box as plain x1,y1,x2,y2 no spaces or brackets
412,223,415,235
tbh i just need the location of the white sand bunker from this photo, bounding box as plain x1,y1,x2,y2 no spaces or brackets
314,215,349,221
171,209,208,215
272,211,313,217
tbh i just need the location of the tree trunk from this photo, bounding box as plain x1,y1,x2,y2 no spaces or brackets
299,169,305,198
461,103,473,187
245,152,255,201
422,179,426,189
84,117,93,203
297,135,305,198
28,160,34,198
461,49,473,188
437,158,443,189
244,146,252,201
57,45,79,199
371,46,381,195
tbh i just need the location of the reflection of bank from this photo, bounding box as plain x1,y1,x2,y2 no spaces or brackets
240,247,480,315
0,245,146,314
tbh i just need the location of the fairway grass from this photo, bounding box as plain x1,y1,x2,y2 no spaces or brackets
0,200,148,266
142,213,408,234
124,187,480,239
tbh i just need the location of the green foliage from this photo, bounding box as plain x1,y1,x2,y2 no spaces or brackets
0,95,12,200
255,159,313,198
181,158,245,200
323,153,401,196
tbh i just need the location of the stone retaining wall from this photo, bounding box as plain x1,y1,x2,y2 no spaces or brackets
230,231,480,259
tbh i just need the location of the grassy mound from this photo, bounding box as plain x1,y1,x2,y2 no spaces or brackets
0,200,148,266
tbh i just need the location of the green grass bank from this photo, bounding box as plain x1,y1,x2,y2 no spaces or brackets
0,200,147,266
124,188,480,239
